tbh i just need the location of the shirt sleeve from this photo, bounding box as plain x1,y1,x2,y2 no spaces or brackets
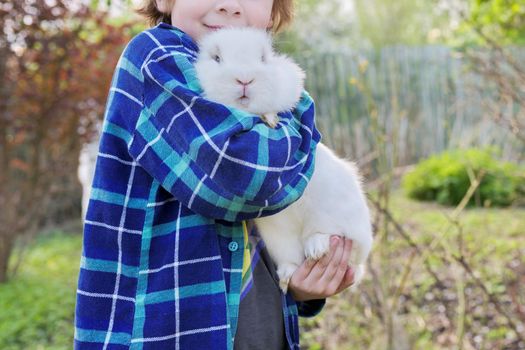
127,49,321,222
296,298,326,318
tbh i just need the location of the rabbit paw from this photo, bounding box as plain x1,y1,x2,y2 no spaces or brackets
303,233,331,260
277,263,298,294
261,113,280,128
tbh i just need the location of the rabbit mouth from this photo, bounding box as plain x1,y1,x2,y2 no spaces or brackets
238,96,250,106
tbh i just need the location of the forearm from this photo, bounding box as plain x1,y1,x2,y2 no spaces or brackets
127,49,321,221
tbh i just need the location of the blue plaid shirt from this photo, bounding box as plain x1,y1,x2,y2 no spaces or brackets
74,22,323,350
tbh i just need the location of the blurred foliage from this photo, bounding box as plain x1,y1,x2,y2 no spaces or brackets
275,0,354,54
0,0,133,283
353,0,449,48
278,0,525,52
277,0,450,52
0,232,82,350
402,148,525,207
453,0,525,46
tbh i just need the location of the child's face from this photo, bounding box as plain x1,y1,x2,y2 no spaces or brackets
160,0,275,41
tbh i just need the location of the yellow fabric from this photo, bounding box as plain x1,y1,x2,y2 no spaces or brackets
241,221,251,279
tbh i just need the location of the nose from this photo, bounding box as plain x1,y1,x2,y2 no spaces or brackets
216,0,242,17
236,78,254,86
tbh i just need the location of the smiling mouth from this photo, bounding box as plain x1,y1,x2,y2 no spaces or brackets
204,24,224,31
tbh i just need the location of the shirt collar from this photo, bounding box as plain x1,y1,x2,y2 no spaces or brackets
157,22,199,53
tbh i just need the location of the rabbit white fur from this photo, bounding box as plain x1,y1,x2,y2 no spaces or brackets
195,27,373,292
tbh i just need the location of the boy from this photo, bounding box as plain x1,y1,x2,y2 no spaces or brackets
74,0,356,349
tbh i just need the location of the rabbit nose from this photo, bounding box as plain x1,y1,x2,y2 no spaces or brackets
236,78,254,86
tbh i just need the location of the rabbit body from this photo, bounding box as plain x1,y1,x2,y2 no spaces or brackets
254,143,373,291
195,27,373,292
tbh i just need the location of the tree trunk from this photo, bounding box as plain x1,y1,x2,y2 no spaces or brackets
0,234,14,283
0,42,8,178
0,36,14,284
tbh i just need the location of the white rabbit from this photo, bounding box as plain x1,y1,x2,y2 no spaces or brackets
194,27,373,293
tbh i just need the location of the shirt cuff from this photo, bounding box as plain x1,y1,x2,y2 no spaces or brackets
296,298,326,318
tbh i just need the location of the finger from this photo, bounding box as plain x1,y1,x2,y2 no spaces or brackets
318,237,347,286
335,266,356,294
340,238,353,271
291,256,316,281
289,236,337,293
321,238,352,294
305,236,340,282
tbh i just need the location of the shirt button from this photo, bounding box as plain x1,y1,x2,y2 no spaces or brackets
228,241,239,252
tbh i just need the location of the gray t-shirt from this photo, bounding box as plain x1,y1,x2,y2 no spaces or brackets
233,228,288,350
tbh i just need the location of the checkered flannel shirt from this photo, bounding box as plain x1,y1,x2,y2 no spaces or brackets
74,22,323,350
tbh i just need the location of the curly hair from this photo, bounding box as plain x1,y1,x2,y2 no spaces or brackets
136,0,294,33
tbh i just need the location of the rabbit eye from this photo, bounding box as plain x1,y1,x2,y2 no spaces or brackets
213,54,221,63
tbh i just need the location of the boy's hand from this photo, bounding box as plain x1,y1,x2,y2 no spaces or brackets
288,236,355,302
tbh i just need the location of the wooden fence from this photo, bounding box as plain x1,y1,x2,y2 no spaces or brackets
295,46,524,169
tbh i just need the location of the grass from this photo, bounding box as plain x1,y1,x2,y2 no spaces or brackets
0,228,82,350
0,192,523,349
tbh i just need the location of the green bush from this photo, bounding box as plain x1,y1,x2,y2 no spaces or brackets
402,148,525,207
